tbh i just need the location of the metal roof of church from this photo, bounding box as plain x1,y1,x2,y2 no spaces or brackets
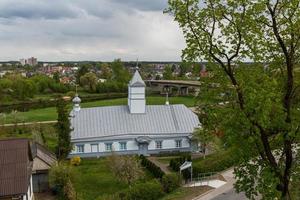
70,104,199,140
129,70,145,87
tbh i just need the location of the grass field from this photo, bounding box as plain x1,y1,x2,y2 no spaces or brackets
72,159,128,200
1,96,196,124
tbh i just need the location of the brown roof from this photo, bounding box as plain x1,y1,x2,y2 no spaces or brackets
31,142,57,172
0,138,33,197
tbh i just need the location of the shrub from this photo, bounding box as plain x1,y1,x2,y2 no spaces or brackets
70,156,81,166
49,163,74,199
161,173,181,193
124,180,164,200
169,154,191,171
140,155,165,179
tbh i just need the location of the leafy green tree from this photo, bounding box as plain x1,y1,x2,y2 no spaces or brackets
167,0,300,199
55,98,72,160
193,126,213,159
76,64,90,84
80,72,98,92
111,59,130,83
163,66,173,80
53,72,60,83
100,63,112,79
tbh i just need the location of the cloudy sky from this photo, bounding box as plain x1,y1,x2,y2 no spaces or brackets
0,0,186,62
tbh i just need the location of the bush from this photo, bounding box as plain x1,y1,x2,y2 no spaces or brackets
49,163,74,199
124,180,164,200
140,155,165,179
70,156,81,166
161,173,181,193
169,154,191,171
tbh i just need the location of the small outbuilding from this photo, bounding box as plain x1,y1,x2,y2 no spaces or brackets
31,142,57,193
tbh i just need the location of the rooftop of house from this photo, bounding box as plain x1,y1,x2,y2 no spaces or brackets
0,138,32,197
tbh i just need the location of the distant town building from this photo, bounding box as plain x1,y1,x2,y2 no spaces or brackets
27,57,38,66
19,57,38,66
20,58,26,66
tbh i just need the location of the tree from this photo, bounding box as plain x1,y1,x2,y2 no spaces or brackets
111,59,130,83
167,0,300,199
193,126,213,159
80,72,98,92
100,63,112,79
49,163,75,200
55,98,72,160
53,72,60,83
76,64,90,84
163,66,173,80
107,153,144,185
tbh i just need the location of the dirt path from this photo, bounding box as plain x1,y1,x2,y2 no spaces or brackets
1,120,57,127
148,156,172,174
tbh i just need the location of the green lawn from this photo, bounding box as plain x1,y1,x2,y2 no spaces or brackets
72,159,128,200
1,96,196,124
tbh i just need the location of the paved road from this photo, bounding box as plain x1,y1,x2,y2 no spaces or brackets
211,189,247,200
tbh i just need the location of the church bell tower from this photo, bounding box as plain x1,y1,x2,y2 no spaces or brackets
128,68,146,114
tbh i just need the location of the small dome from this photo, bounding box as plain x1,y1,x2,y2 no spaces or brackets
72,95,81,104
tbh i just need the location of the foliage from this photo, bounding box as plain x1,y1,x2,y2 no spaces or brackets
140,155,165,179
96,81,127,93
70,156,81,166
193,125,214,158
163,65,173,80
55,98,72,160
169,154,191,171
167,0,300,198
161,173,181,193
107,153,144,185
49,163,75,200
124,180,165,200
80,72,98,92
111,59,130,83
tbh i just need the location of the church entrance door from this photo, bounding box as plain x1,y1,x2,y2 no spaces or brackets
139,143,148,155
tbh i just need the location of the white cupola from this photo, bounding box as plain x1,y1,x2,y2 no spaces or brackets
128,68,146,114
72,94,81,112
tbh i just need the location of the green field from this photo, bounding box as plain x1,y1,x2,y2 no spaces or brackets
72,159,128,200
1,96,196,124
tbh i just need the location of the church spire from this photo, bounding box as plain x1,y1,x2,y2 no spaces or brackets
128,66,146,114
72,85,81,112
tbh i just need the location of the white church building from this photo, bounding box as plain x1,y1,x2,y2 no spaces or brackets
69,69,200,157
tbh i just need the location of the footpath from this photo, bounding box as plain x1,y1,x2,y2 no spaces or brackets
192,169,247,200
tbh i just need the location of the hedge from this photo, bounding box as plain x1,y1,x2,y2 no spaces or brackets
161,173,181,193
169,148,240,180
140,155,165,179
0,93,127,113
169,154,191,171
123,180,164,200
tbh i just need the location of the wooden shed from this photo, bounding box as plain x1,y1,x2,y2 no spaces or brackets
31,142,57,193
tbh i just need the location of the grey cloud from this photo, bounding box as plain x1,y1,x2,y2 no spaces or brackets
0,0,79,19
110,0,168,11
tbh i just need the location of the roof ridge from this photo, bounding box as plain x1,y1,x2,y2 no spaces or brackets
170,105,179,131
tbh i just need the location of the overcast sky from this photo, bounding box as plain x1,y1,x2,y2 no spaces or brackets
0,0,186,62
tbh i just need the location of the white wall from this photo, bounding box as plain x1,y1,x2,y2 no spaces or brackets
71,137,190,154
23,175,33,200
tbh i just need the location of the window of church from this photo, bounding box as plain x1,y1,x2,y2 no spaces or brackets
91,144,98,152
119,142,127,150
175,140,182,148
105,143,112,151
156,141,162,149
77,145,84,153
